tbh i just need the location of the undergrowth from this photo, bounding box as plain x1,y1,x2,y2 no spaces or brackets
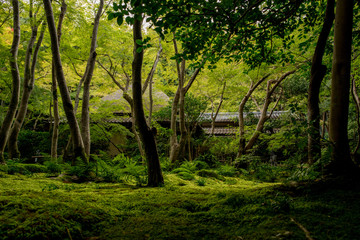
0,172,359,239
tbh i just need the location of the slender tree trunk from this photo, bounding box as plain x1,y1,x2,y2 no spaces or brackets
245,70,295,152
307,0,335,164
169,82,181,163
169,37,204,163
328,0,356,174
43,0,87,164
210,81,226,135
321,111,327,139
237,74,269,158
0,0,20,163
132,12,163,186
8,6,46,159
51,0,67,161
81,0,104,156
51,64,60,160
123,93,146,159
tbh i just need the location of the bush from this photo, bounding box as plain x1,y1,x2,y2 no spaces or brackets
194,153,219,168
17,130,51,160
5,160,47,175
217,165,237,177
196,178,206,186
44,161,63,175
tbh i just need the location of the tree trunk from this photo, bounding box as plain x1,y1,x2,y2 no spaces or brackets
245,70,295,152
237,74,269,158
51,0,67,161
169,37,204,163
81,0,104,156
132,12,163,186
307,0,335,164
328,0,356,174
0,0,21,163
8,7,46,159
210,81,226,135
43,0,87,164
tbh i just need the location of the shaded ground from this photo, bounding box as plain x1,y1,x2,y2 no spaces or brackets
0,172,359,239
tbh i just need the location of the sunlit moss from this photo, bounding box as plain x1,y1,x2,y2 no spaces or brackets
1,173,359,239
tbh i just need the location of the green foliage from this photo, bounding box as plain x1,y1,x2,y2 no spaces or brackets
17,130,51,161
216,164,237,177
67,160,96,181
193,153,219,168
196,169,222,180
1,171,360,239
94,154,147,186
196,178,206,186
206,137,238,162
44,161,63,176
177,171,195,181
4,160,47,175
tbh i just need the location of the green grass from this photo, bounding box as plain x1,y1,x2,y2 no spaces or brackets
0,172,359,239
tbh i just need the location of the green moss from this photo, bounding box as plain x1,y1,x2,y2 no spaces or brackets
0,173,359,239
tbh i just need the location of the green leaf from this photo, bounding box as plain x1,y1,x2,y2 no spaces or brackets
125,16,134,25
136,47,143,53
117,16,124,26
113,2,118,11
108,12,115,21
135,39,143,45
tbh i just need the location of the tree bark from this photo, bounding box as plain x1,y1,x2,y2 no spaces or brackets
132,12,163,186
0,0,21,163
307,0,335,164
51,0,67,161
8,4,46,159
237,74,270,158
244,70,295,153
328,0,356,174
43,0,87,164
210,81,226,135
81,0,104,156
169,37,204,163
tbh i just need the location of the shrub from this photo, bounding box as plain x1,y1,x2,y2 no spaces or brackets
194,153,219,168
17,130,51,160
217,165,237,177
44,161,62,175
196,178,206,186
96,160,122,183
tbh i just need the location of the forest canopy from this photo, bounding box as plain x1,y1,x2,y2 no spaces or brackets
0,0,359,183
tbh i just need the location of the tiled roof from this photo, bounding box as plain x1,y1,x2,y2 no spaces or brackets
201,111,293,122
202,127,237,135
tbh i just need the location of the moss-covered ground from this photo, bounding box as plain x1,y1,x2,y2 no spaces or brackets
0,171,359,239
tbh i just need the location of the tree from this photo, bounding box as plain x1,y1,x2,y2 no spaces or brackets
43,0,87,164
0,0,20,163
237,70,296,157
328,0,357,174
80,0,104,156
8,1,46,159
51,0,67,161
97,39,162,160
307,0,335,164
132,7,164,186
169,38,204,163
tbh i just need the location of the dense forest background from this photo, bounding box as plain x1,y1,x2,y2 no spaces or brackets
1,0,360,239
1,0,359,181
